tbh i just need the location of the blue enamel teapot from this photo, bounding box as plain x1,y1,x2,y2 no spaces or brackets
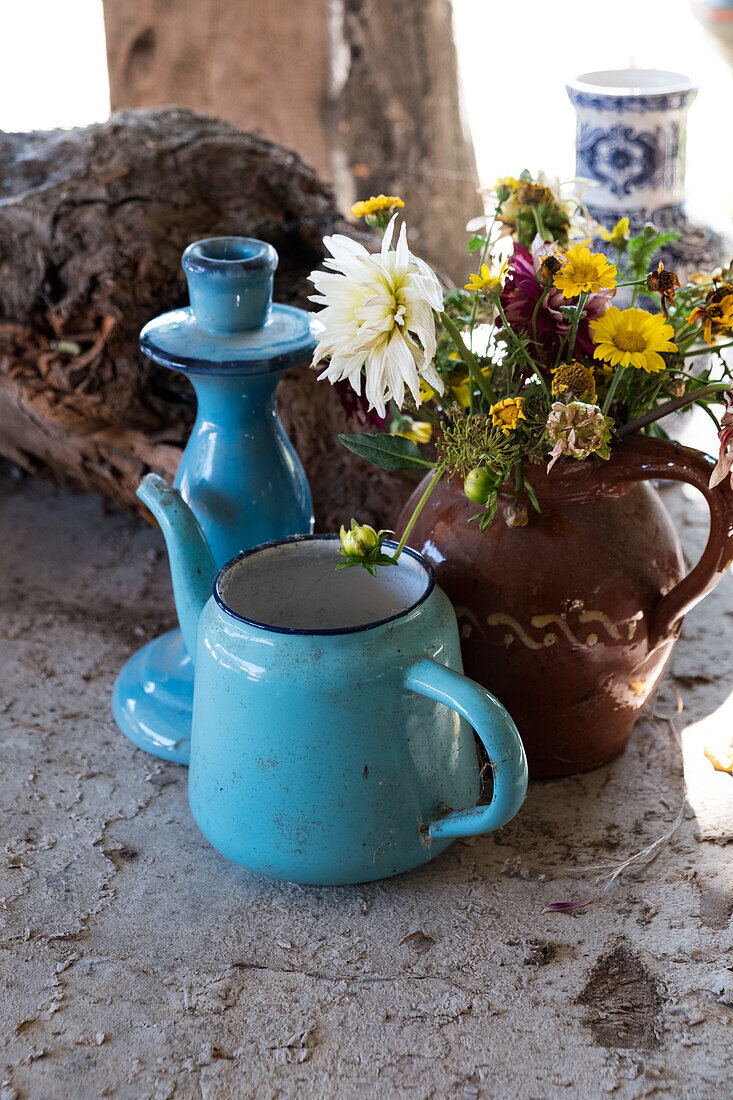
138,474,528,885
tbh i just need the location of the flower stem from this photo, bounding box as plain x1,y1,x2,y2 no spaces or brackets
617,382,731,438
602,364,626,415
466,228,494,414
393,463,446,560
566,290,588,361
683,339,733,357
553,289,588,369
530,287,549,348
440,310,496,405
676,324,703,353
494,297,551,400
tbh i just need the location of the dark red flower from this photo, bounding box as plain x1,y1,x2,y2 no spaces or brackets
499,242,612,372
333,378,387,429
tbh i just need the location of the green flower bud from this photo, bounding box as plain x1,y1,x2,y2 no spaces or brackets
463,467,494,504
339,520,379,559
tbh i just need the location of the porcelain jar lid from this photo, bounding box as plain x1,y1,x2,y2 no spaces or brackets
140,236,322,375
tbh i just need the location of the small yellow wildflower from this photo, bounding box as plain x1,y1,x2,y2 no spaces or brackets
689,295,733,344
395,420,432,445
351,194,404,219
553,245,617,299
516,181,554,207
452,374,471,408
601,217,630,247
707,283,733,307
464,264,502,295
551,362,597,404
490,396,526,435
419,378,435,402
496,176,520,193
590,307,676,373
451,367,494,408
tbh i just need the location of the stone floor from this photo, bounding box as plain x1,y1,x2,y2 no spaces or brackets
1,464,732,1100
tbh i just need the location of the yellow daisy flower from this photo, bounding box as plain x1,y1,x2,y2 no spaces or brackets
351,194,404,219
490,396,526,435
590,307,677,374
553,245,617,299
464,264,502,294
394,420,432,445
601,217,630,247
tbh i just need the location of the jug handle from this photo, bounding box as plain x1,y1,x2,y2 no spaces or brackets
592,435,733,649
405,659,528,840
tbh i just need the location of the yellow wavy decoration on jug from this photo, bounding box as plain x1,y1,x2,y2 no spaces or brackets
479,607,644,650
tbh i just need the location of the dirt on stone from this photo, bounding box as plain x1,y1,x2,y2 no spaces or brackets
577,943,664,1050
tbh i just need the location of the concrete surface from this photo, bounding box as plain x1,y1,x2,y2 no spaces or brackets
0,464,732,1100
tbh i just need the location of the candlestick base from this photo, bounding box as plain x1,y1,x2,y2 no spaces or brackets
113,629,193,765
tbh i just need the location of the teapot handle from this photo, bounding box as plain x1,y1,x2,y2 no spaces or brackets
593,435,733,648
405,659,528,839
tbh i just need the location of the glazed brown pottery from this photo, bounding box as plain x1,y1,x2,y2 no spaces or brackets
397,435,733,778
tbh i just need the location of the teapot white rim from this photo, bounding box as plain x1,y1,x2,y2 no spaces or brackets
212,533,436,636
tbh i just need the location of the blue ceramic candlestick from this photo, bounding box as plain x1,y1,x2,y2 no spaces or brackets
113,236,321,764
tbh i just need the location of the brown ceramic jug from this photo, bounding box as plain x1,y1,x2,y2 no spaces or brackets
397,435,733,778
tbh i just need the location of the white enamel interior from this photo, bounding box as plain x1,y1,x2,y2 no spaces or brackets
216,539,431,631
570,69,696,96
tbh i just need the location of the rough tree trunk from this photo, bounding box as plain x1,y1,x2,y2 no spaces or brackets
102,0,479,281
0,108,416,528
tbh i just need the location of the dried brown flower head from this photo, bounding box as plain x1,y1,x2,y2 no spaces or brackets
646,261,681,319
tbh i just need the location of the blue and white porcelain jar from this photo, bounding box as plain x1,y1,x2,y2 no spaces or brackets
566,69,723,280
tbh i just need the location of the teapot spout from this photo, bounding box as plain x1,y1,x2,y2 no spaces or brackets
137,474,216,662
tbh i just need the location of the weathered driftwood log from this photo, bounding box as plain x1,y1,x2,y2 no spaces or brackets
0,107,416,528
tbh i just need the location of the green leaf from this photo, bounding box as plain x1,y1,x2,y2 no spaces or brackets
468,235,485,253
524,478,541,513
338,432,435,471
626,225,682,280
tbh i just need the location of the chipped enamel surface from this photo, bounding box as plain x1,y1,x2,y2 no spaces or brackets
124,484,528,885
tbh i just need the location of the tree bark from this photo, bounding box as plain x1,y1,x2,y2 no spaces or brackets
0,108,416,528
102,0,478,282
333,0,479,281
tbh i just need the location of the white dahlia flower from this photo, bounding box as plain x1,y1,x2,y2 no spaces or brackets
309,216,445,418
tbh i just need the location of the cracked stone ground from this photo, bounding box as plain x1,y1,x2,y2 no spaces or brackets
0,463,731,1099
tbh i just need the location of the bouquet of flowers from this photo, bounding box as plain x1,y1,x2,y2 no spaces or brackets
308,176,733,570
